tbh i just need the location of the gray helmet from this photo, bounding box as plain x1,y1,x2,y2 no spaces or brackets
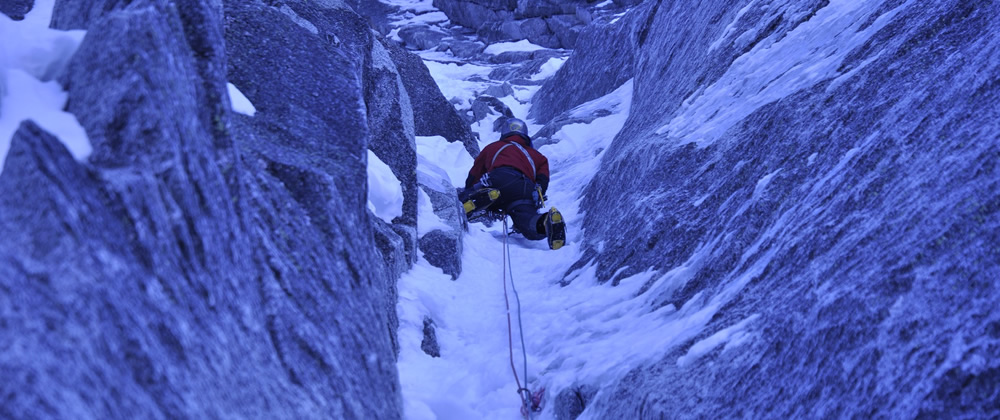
500,118,530,141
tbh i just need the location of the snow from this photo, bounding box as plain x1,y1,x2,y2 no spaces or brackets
420,60,492,105
0,1,90,174
416,187,452,235
483,40,547,55
395,11,449,27
530,57,567,81
415,136,473,188
400,76,755,419
656,0,909,147
367,150,404,223
226,83,257,116
396,6,784,408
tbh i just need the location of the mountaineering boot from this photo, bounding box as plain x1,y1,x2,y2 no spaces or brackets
544,207,565,250
462,187,501,215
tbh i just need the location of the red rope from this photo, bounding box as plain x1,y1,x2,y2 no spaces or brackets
502,219,530,416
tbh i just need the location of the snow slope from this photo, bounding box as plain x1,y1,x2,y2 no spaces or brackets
389,22,744,414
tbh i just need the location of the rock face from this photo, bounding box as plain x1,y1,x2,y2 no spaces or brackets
570,0,1000,418
0,0,474,416
416,155,466,279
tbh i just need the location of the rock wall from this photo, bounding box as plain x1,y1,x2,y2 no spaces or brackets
0,0,469,417
565,0,1000,417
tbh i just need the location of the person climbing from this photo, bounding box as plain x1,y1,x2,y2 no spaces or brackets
460,117,566,250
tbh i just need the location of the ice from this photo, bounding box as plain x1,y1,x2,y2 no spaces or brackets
227,83,257,116
367,150,404,223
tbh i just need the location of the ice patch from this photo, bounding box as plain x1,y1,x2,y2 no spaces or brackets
752,169,781,199
367,150,404,223
677,315,761,367
227,83,256,116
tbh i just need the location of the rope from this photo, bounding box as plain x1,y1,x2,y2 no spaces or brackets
502,217,533,417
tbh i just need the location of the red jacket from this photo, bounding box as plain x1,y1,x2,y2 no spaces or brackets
466,134,550,192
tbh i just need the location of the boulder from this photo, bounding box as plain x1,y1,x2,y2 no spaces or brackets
553,384,598,420
490,50,535,63
0,0,32,20
418,229,462,279
484,81,515,97
420,317,441,357
545,14,583,48
432,0,513,29
477,19,524,43
416,155,466,279
515,0,586,18
488,52,563,82
397,24,448,50
447,39,487,58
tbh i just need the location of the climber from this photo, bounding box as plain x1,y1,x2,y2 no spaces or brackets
460,117,566,250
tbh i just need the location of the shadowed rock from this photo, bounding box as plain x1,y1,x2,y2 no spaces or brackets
0,0,32,20
1,0,407,418
421,317,441,358
398,24,448,50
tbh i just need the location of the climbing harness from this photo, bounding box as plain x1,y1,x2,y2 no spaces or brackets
501,217,545,418
491,140,538,180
